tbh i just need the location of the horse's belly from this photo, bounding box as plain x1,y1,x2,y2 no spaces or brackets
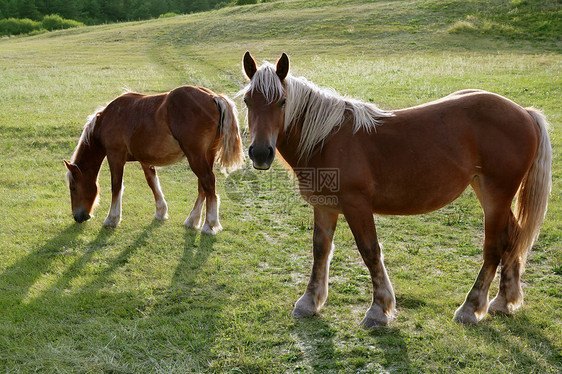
129,134,185,166
371,177,470,215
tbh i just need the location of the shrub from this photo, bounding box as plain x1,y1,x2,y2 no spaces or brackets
0,15,83,36
159,12,179,19
41,14,84,31
448,20,478,34
0,18,41,36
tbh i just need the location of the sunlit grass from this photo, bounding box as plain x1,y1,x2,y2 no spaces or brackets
0,0,560,372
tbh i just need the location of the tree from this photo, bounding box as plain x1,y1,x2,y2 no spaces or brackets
81,0,101,23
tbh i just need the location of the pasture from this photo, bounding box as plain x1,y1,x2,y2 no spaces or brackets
0,0,560,372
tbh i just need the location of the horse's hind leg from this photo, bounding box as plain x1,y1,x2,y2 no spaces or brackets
184,181,205,230
489,213,524,315
454,178,514,324
141,163,168,221
292,207,338,318
186,155,222,235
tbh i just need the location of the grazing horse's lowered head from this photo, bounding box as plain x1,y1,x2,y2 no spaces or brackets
64,110,103,223
64,159,100,223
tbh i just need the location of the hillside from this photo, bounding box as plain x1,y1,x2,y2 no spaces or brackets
0,0,560,373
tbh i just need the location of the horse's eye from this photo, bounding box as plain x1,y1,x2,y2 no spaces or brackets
243,97,248,106
70,186,77,192
279,98,286,107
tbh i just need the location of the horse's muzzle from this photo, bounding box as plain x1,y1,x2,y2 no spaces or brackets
249,144,275,170
73,209,91,223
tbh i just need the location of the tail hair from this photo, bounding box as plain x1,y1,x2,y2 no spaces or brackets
511,108,552,265
214,94,245,171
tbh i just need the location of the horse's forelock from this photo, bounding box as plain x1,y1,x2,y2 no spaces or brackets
65,169,73,187
247,62,285,104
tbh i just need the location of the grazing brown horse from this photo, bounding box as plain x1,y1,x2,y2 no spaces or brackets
242,52,551,327
65,85,244,234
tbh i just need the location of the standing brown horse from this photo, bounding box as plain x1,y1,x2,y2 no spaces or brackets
242,52,551,326
65,85,244,234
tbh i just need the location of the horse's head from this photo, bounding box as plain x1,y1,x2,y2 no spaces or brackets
64,160,99,223
243,52,289,170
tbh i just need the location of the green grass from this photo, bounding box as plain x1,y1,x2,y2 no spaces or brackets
0,0,561,372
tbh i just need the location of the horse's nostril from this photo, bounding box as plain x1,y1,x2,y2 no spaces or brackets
248,145,255,159
74,212,90,223
268,146,274,159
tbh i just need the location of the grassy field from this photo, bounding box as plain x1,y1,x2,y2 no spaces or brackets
0,0,560,372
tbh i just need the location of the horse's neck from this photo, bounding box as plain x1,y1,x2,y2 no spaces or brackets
276,119,306,169
73,140,106,177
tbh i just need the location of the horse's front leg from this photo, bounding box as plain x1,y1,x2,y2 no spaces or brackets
104,155,125,227
342,200,396,328
141,163,168,221
292,207,338,318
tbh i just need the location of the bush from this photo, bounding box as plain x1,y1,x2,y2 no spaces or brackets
236,0,257,5
0,15,83,36
448,20,478,34
159,12,179,18
0,18,41,36
41,14,84,31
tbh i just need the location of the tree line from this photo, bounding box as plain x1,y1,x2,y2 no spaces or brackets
0,0,249,25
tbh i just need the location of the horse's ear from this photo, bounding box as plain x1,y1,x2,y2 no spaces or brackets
243,51,257,80
64,160,80,176
276,53,289,81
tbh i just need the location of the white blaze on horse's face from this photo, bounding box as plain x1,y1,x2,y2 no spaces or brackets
243,52,289,170
65,160,99,223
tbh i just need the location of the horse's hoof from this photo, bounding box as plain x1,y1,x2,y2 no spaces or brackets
184,218,201,230
360,316,387,329
488,297,510,315
453,307,480,325
103,217,120,227
291,306,315,318
201,222,222,235
154,212,168,221
489,296,522,315
362,305,392,328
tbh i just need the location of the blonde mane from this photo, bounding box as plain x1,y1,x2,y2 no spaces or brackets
244,62,394,160
70,106,105,163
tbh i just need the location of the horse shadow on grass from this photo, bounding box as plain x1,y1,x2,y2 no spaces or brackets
0,220,220,370
0,224,86,312
1,221,163,317
292,315,339,372
143,229,221,366
29,220,164,305
290,295,419,373
468,313,562,372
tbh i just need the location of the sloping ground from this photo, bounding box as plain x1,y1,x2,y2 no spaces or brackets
0,1,560,373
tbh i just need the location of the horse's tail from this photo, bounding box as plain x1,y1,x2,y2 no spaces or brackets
214,94,244,171
510,108,552,266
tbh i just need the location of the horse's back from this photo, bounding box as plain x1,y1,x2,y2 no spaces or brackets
166,86,222,154
97,91,181,165
323,90,541,215
391,90,539,158
387,90,540,180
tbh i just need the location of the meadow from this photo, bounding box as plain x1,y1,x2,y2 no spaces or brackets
0,0,560,372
